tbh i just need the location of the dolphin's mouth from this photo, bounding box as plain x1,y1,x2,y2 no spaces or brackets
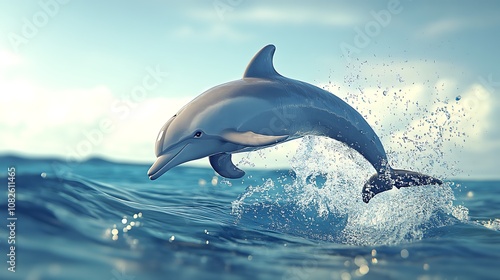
147,144,187,180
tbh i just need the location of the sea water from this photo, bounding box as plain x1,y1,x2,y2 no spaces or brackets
1,138,499,280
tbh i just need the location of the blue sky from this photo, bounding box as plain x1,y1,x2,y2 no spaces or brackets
1,0,499,179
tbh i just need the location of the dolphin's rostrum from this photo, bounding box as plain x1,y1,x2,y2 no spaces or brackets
147,44,442,203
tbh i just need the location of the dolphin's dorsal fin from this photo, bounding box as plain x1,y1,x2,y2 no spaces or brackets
243,44,281,79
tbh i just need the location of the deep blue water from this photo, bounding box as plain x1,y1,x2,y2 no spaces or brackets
1,154,499,280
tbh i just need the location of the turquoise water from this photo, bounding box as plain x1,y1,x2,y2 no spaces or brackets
1,152,499,280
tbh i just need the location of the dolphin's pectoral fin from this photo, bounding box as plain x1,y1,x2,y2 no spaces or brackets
209,153,245,179
221,130,288,147
362,169,443,203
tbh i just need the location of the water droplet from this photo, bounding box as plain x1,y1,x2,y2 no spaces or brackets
211,176,218,186
359,265,369,275
340,272,351,280
401,249,409,258
354,256,367,267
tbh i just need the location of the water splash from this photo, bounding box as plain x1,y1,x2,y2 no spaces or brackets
232,137,468,245
477,218,500,231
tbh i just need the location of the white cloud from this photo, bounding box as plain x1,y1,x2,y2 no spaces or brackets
419,15,500,38
215,6,360,26
0,50,22,72
421,18,465,37
0,80,115,155
172,24,253,41
179,2,362,38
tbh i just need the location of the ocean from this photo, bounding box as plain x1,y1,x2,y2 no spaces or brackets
1,146,499,280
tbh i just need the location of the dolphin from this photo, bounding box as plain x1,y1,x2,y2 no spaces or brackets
147,44,442,203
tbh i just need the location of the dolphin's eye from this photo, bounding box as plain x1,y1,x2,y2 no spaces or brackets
194,131,203,138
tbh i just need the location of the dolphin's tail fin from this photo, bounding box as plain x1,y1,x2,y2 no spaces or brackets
362,169,443,203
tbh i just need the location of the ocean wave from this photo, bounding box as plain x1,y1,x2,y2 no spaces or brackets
0,155,499,280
